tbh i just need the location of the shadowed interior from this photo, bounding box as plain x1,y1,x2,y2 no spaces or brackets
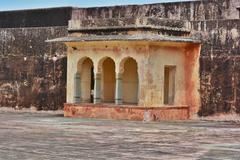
122,58,138,104
102,58,116,103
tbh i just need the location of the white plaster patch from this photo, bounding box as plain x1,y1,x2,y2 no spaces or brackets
230,28,239,40
0,30,15,42
219,29,227,45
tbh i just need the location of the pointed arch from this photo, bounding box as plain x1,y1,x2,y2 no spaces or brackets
97,57,116,103
76,57,94,103
120,57,138,104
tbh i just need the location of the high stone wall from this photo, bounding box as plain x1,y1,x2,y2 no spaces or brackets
190,19,240,115
0,7,72,28
72,0,240,21
0,27,68,110
0,7,72,110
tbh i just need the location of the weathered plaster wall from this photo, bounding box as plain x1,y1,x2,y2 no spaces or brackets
146,44,186,106
0,27,68,110
190,19,240,115
0,7,72,110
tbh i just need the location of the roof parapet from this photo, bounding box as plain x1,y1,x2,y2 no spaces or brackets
68,17,191,33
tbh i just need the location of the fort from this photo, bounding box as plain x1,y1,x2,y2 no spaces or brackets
1,0,240,120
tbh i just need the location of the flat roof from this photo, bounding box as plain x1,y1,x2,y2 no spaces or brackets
46,34,201,44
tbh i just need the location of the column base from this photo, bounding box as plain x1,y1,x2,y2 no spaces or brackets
94,98,101,104
115,99,123,105
73,97,81,103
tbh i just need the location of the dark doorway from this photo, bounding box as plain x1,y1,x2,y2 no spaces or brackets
90,67,94,103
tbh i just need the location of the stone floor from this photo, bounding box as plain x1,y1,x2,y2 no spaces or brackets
0,110,240,160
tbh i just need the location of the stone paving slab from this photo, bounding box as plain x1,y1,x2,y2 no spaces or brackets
0,110,240,159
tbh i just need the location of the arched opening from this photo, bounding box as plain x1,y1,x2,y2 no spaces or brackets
101,57,115,103
77,57,94,103
122,58,138,104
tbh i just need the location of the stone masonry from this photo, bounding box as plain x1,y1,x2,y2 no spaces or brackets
1,0,240,116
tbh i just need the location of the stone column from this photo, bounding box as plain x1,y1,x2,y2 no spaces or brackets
94,73,101,104
115,73,123,105
74,73,81,103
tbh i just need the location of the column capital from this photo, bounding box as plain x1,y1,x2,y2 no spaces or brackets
95,73,101,79
74,72,81,79
116,73,122,79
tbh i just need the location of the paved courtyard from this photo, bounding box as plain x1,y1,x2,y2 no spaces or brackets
0,110,240,160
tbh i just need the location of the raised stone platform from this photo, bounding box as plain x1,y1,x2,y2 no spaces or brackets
64,103,190,121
